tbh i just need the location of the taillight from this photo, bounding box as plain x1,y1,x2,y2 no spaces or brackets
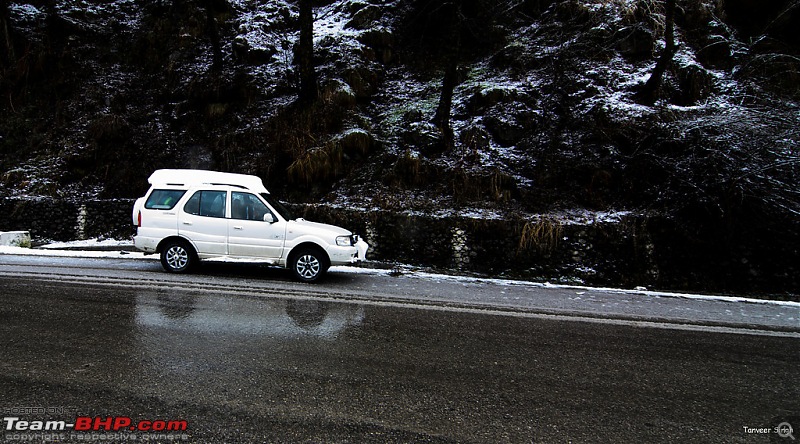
137,210,142,227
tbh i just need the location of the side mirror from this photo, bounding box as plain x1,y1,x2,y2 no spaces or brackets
264,213,277,223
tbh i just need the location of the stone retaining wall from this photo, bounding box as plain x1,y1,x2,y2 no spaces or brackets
0,197,654,287
0,197,135,241
295,205,657,288
0,197,795,296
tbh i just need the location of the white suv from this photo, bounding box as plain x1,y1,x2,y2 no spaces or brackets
132,169,368,282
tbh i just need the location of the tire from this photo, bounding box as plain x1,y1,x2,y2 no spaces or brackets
160,240,195,273
290,246,329,283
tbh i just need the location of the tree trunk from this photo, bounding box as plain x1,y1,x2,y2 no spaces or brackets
431,3,461,149
204,0,223,71
1,0,13,67
433,56,458,147
297,0,317,104
637,0,676,105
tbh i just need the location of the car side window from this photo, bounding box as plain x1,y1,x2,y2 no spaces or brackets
231,192,271,221
183,190,227,218
144,190,186,210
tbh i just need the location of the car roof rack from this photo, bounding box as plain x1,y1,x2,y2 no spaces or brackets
209,183,248,189
147,169,269,194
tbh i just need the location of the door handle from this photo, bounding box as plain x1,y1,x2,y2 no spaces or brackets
182,221,192,226
233,226,243,230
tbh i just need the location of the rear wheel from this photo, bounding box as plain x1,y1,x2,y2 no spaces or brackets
160,240,195,273
290,246,329,283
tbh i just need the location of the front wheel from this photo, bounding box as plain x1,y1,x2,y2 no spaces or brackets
160,240,195,273
290,247,329,283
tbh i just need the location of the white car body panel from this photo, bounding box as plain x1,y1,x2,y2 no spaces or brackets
227,218,286,259
179,211,228,256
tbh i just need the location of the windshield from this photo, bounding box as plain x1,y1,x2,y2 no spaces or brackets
261,193,295,221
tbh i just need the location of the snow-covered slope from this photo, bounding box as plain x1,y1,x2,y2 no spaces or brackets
0,0,797,293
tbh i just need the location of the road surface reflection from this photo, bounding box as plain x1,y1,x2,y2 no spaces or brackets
135,291,365,339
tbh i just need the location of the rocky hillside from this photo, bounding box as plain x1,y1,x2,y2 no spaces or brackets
1,0,798,294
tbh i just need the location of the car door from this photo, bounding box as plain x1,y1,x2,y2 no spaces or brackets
179,189,229,256
227,191,286,259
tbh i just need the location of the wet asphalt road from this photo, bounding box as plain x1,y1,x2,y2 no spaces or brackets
0,256,798,443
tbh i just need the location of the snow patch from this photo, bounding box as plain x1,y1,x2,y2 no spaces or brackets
9,3,43,20
39,238,134,250
0,245,152,260
331,266,800,308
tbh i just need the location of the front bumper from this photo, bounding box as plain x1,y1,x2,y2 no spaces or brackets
354,239,369,263
328,239,369,265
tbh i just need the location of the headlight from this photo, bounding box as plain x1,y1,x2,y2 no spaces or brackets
336,235,355,247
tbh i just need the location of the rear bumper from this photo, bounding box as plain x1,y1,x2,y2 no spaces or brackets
133,235,159,254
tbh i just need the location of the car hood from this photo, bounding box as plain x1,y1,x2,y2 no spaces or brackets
289,219,351,237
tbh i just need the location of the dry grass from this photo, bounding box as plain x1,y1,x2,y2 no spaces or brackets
206,103,228,118
490,170,514,203
517,217,563,254
287,129,374,186
288,145,343,186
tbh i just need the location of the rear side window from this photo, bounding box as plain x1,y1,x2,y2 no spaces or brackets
184,190,227,218
144,189,186,210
